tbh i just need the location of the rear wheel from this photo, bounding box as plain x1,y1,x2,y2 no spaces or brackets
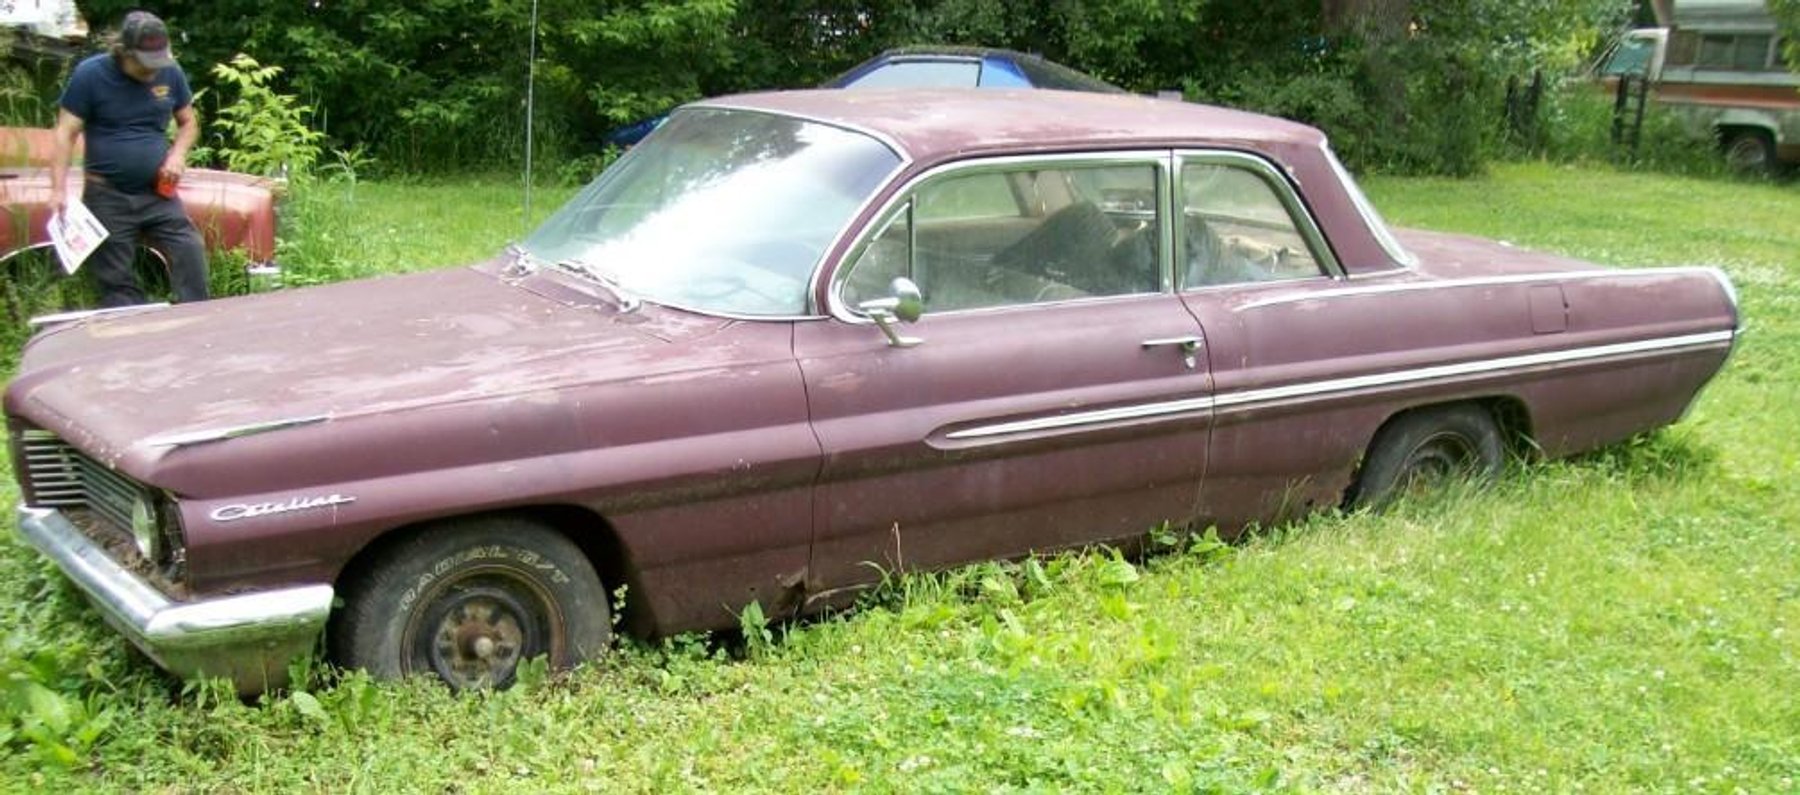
1348,404,1505,510
331,517,611,690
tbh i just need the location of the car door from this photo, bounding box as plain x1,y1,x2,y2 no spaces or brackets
1171,151,1401,528
793,153,1215,603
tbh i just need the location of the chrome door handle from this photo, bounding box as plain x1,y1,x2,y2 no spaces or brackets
1141,335,1203,352
1142,335,1204,369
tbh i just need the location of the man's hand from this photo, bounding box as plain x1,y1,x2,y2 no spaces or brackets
159,156,188,182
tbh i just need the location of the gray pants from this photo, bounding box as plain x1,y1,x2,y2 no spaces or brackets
82,178,210,308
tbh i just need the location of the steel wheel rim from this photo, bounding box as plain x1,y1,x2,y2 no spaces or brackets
404,568,561,689
1397,431,1479,493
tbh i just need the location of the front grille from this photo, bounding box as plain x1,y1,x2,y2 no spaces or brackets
17,429,149,533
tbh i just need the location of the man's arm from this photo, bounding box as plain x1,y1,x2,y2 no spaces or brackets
164,105,198,181
48,108,84,210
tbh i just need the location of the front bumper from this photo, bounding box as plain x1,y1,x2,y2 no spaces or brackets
16,505,333,694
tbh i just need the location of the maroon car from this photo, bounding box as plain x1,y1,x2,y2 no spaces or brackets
5,90,1739,694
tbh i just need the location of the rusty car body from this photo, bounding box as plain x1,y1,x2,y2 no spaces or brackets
1,126,278,292
5,90,1739,693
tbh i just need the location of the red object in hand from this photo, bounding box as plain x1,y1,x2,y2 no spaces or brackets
156,171,179,198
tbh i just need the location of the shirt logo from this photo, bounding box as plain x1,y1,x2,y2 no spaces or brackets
151,85,170,101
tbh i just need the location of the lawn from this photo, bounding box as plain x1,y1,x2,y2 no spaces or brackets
0,163,1794,792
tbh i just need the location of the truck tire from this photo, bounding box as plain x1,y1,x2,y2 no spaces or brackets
1722,129,1777,177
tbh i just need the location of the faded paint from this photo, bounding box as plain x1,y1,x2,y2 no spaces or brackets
1,91,1744,689
1,127,278,264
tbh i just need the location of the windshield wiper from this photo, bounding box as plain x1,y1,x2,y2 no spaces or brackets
500,243,538,277
552,257,642,313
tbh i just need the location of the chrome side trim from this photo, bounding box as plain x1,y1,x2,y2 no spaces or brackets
1212,330,1734,408
1704,266,1740,315
141,414,332,449
29,303,172,328
16,505,332,692
1237,267,1734,311
944,329,1735,441
947,396,1215,440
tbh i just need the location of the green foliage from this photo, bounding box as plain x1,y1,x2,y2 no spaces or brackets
0,636,114,768
1776,0,1800,69
207,54,325,178
737,599,775,659
1537,83,1728,175
71,0,1633,177
75,0,741,174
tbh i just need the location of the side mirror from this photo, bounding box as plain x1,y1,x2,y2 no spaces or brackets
856,277,924,348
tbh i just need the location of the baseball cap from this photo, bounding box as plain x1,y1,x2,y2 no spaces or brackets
121,11,177,69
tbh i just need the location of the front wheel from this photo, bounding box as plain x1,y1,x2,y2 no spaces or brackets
1347,404,1505,510
331,517,611,690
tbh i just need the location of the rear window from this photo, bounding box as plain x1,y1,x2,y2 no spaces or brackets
843,60,980,89
1012,57,1126,94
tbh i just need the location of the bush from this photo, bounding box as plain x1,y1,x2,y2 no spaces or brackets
1536,83,1729,176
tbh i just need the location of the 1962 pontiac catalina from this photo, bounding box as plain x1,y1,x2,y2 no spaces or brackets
5,90,1739,693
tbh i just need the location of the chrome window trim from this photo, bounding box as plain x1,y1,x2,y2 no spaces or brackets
1321,140,1416,267
945,329,1735,441
827,149,1177,324
1174,149,1344,285
1236,267,1739,311
682,101,914,318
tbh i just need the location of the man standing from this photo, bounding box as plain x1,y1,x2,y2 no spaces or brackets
48,10,208,308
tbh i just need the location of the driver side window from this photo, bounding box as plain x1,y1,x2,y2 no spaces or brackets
843,163,1160,312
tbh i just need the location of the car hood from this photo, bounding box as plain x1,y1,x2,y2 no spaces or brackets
4,262,744,471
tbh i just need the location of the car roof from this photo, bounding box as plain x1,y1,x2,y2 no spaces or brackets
696,88,1327,166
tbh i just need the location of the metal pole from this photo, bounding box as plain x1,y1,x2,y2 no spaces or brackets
523,0,539,231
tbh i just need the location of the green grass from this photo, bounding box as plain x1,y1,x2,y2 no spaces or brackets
275,177,577,284
1,163,1796,792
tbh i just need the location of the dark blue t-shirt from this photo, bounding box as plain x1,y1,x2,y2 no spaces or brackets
59,53,193,194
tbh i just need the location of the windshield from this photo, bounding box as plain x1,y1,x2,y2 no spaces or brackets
524,108,902,316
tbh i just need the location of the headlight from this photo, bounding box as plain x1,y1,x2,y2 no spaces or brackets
129,491,160,561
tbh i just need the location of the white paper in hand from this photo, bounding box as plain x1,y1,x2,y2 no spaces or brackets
46,197,108,274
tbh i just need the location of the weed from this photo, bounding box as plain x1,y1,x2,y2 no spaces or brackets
207,54,325,180
737,600,774,659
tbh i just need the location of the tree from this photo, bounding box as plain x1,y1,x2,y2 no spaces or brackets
1774,0,1800,70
